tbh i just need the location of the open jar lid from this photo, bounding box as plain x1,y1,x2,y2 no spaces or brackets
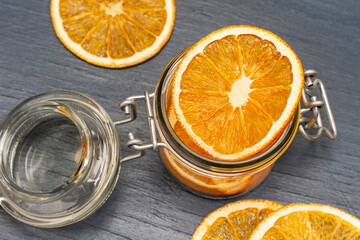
0,91,121,227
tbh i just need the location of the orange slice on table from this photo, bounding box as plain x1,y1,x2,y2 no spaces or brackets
192,199,283,240
51,0,175,68
249,203,360,239
172,25,304,160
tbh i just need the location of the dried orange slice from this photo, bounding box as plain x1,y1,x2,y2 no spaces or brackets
51,0,175,68
192,199,283,240
249,203,360,239
172,25,303,160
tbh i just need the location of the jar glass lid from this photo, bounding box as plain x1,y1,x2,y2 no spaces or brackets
0,91,121,227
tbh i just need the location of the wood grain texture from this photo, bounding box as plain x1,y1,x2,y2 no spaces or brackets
0,0,359,239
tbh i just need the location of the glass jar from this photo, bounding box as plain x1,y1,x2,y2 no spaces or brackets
152,50,336,198
0,50,337,227
154,50,297,198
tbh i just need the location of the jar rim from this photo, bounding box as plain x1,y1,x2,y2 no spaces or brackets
154,49,300,173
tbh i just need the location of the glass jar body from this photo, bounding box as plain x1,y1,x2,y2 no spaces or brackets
153,50,300,198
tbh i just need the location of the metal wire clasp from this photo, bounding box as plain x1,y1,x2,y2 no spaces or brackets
114,91,166,163
299,70,338,140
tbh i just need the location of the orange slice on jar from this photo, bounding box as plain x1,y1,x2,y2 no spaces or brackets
51,0,175,68
249,203,360,239
192,199,283,240
172,25,304,160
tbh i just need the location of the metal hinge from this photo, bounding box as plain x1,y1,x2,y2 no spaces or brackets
299,69,338,140
114,91,166,163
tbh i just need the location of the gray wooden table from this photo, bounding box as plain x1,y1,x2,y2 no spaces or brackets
0,0,359,239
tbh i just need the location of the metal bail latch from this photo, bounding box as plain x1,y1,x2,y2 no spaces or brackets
299,69,338,141
114,91,166,163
